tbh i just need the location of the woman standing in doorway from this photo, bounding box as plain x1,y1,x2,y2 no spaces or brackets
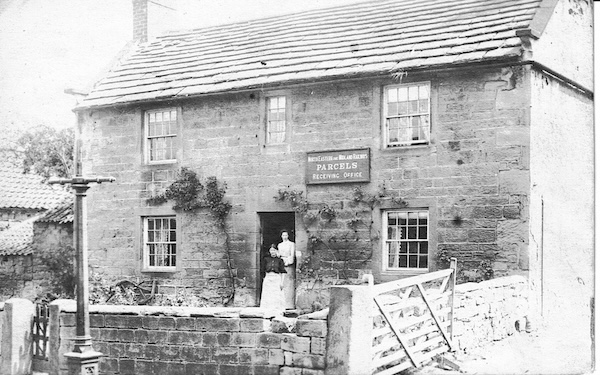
260,244,286,313
277,229,296,310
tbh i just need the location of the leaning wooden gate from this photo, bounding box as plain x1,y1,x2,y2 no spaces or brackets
371,259,457,374
32,303,50,360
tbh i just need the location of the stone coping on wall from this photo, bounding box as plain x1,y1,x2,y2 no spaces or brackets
455,275,527,293
49,300,286,318
47,299,329,320
49,299,330,321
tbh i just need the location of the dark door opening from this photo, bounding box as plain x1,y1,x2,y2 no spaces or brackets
258,212,295,304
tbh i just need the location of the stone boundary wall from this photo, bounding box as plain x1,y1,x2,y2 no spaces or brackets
3,275,527,374
49,301,326,375
326,275,530,373
453,275,528,351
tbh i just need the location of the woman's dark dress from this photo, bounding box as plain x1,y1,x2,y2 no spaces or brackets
260,255,286,311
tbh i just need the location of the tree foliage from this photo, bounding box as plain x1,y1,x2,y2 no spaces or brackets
13,125,74,179
37,245,76,299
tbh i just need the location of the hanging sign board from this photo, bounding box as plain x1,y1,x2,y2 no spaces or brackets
306,148,370,184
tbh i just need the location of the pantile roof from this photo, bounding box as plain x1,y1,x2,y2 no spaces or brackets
37,198,73,224
0,218,35,256
0,166,71,210
78,0,545,109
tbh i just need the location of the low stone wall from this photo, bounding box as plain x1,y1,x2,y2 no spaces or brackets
453,275,528,351
8,275,526,374
49,301,327,375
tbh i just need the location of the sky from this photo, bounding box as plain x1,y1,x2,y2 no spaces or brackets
0,0,361,132
0,0,597,133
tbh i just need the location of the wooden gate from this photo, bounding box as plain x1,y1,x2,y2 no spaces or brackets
32,303,50,360
371,259,457,375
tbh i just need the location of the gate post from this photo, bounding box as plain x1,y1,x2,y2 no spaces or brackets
0,298,34,375
326,285,372,375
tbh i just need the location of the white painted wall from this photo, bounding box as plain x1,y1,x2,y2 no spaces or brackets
529,66,593,336
530,0,593,89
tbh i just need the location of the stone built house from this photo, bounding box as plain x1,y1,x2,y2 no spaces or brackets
75,0,592,326
0,165,72,300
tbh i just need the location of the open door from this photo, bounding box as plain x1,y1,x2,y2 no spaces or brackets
258,212,295,304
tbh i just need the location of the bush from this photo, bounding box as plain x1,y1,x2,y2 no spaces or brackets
36,245,76,299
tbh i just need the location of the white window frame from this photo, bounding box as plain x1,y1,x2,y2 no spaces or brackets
382,210,430,271
145,108,178,164
383,82,431,148
266,96,287,144
143,216,177,272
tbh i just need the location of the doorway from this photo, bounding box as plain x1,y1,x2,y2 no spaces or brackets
258,212,295,303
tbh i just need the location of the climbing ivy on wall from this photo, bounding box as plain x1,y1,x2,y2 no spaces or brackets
275,185,407,282
147,167,235,305
36,244,76,300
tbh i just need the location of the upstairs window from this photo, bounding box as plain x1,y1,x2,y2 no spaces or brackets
383,210,429,271
146,109,177,163
267,96,286,144
384,83,430,147
144,216,177,270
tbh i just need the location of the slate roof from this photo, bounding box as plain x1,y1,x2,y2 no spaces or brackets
0,166,71,210
78,0,545,109
0,218,35,256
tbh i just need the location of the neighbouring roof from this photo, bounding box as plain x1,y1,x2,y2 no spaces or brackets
0,165,71,210
78,0,546,109
0,218,35,256
36,198,73,224
0,198,72,257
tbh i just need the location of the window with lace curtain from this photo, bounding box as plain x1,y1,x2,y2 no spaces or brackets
383,82,430,147
143,216,177,271
266,96,287,144
383,210,429,270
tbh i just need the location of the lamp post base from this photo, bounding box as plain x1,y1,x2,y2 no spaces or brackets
64,350,103,375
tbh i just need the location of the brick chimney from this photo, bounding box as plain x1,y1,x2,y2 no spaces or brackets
132,0,148,42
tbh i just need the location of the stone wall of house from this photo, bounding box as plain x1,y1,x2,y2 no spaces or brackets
0,255,34,301
0,221,72,302
80,64,531,308
453,275,528,351
0,208,42,232
31,221,74,297
49,301,326,375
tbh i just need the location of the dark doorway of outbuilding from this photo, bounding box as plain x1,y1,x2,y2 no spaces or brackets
257,212,295,304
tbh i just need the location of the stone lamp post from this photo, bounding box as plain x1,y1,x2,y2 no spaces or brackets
55,88,116,374
49,175,114,375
